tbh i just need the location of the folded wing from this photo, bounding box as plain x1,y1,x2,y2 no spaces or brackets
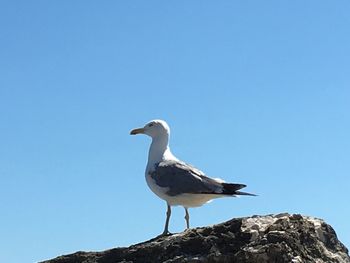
150,160,254,196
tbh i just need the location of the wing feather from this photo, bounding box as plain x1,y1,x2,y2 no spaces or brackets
150,160,222,196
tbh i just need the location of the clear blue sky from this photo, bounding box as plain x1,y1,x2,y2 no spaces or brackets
1,1,349,262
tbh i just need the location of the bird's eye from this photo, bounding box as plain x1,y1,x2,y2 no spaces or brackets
148,123,154,127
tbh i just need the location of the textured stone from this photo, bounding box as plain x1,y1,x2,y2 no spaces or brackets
41,213,350,263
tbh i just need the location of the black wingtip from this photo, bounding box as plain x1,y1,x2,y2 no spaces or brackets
222,183,246,194
235,191,258,196
221,183,257,196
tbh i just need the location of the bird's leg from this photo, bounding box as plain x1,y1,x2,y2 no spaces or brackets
184,207,190,230
161,204,172,236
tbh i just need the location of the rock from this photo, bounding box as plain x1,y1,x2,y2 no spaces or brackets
41,213,350,263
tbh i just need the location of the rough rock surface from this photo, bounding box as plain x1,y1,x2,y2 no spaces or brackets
42,213,350,263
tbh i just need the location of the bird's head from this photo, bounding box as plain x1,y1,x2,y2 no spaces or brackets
130,119,170,139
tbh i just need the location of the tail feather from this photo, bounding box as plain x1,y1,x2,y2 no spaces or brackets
222,183,256,196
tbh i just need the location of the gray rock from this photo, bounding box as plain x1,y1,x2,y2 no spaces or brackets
41,213,350,263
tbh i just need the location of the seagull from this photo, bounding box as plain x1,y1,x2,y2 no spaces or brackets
130,119,255,236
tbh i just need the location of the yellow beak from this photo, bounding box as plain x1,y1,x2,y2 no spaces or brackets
130,127,145,135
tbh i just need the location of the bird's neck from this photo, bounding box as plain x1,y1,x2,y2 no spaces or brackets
148,135,174,165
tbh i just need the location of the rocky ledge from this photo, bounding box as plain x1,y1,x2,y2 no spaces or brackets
42,213,350,263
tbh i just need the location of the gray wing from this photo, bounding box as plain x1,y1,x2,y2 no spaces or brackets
150,160,224,196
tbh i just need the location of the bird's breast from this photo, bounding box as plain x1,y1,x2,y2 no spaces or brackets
145,171,170,201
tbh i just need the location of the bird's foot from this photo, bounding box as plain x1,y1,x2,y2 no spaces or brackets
156,231,172,238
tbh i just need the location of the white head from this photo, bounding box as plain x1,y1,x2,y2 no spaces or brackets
130,119,170,139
